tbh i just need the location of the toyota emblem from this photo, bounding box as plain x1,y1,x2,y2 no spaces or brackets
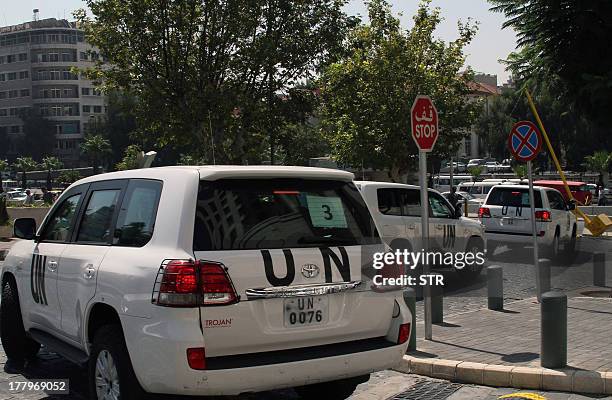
301,264,320,279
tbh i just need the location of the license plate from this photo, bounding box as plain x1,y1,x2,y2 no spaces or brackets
283,296,329,328
502,217,514,225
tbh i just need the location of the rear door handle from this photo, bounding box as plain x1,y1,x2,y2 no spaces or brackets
48,261,58,272
83,265,96,280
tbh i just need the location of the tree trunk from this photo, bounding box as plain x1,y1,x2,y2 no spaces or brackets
21,170,27,188
388,165,401,183
46,170,52,190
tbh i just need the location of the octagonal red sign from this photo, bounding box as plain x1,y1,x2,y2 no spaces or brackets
411,95,439,152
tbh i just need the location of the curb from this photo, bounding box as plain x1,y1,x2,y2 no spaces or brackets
393,355,612,395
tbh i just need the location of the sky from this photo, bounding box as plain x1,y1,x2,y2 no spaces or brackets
1,0,517,83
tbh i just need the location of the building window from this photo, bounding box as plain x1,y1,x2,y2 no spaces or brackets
18,53,27,62
0,74,4,81
48,34,59,43
81,87,90,95
0,109,7,117
10,125,21,134
50,70,61,80
20,89,30,97
0,92,5,99
93,89,102,96
7,72,16,80
83,105,91,113
80,51,87,61
93,105,102,113
8,90,18,98
0,56,4,64
19,71,29,79
6,55,14,63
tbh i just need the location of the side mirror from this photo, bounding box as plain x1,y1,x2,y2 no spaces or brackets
13,218,37,240
454,206,463,218
567,202,576,211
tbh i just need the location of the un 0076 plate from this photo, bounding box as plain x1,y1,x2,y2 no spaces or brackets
284,296,329,328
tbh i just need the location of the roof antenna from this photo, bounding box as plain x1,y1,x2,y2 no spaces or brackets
33,9,39,22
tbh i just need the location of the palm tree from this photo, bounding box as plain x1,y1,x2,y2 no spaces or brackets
81,135,111,175
0,159,8,194
583,151,611,187
40,156,63,190
13,157,38,189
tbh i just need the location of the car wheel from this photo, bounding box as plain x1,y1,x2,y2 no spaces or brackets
457,239,484,279
295,375,369,399
0,278,40,363
88,325,145,400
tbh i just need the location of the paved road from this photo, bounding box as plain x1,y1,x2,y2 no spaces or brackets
415,236,612,319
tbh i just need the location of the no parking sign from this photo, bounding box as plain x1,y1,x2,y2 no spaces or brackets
508,121,542,162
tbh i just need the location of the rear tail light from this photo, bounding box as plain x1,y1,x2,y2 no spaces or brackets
186,347,206,370
398,323,411,344
153,260,239,307
478,207,491,218
535,210,551,222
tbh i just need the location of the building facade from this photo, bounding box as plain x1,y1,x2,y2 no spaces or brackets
0,18,106,166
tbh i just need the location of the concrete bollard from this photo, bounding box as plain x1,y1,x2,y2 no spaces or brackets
431,274,444,324
487,265,503,311
403,288,417,351
594,253,606,287
541,291,567,369
539,258,551,295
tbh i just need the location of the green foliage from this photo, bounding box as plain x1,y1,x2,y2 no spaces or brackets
583,151,611,175
13,157,38,188
57,170,82,185
489,0,612,129
115,144,142,171
81,135,112,174
19,112,56,161
468,166,483,181
0,159,8,194
0,196,8,226
319,0,479,181
513,164,527,179
76,0,357,164
41,156,63,190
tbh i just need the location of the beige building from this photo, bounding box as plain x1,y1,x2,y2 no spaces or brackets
0,18,106,166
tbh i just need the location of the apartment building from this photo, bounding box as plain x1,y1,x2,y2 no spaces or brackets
0,18,106,166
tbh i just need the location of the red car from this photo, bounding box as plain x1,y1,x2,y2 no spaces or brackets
533,180,592,205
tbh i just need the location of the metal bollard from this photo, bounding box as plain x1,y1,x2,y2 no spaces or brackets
403,288,417,351
594,253,606,287
539,258,551,295
487,265,503,311
541,291,567,368
431,274,443,323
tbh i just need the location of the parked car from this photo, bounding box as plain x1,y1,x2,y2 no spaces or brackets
478,185,578,258
1,166,411,399
356,181,486,277
433,175,473,193
457,181,510,200
533,180,592,205
439,162,467,173
467,159,486,169
442,190,482,205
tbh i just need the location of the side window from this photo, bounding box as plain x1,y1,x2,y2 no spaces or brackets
40,194,81,242
377,189,402,216
399,189,421,217
429,193,453,218
483,185,494,194
114,180,162,247
76,190,121,243
549,191,566,210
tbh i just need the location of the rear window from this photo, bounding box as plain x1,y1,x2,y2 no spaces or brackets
193,179,379,251
486,187,543,208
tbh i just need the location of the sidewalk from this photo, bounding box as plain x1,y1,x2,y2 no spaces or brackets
395,292,612,394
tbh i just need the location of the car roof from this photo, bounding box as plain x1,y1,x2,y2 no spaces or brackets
73,165,355,186
490,184,549,191
534,180,586,186
354,181,420,190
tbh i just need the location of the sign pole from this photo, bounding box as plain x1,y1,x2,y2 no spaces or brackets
419,151,432,340
527,160,541,301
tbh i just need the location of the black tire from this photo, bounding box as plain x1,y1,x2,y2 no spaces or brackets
0,277,40,363
88,325,145,400
457,238,485,279
295,375,369,399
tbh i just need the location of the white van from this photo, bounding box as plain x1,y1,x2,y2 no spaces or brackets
433,175,472,192
457,181,513,199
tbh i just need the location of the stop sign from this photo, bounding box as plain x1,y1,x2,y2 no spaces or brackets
411,95,439,152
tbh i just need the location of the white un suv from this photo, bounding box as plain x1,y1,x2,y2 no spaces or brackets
0,166,411,400
479,184,578,258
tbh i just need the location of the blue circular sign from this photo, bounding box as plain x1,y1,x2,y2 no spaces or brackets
508,121,542,162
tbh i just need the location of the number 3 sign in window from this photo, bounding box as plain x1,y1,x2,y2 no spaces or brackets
306,195,347,228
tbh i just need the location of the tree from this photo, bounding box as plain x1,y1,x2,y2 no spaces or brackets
0,159,8,194
40,156,63,190
468,166,483,182
13,157,38,189
319,0,479,181
584,150,611,187
489,0,612,133
115,144,142,171
76,1,357,164
0,196,9,226
513,164,527,180
81,135,111,174
57,170,82,186
19,112,56,161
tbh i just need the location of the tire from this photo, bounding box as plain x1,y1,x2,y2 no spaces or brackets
295,375,369,399
0,278,40,363
88,325,145,400
565,225,577,255
457,238,484,279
